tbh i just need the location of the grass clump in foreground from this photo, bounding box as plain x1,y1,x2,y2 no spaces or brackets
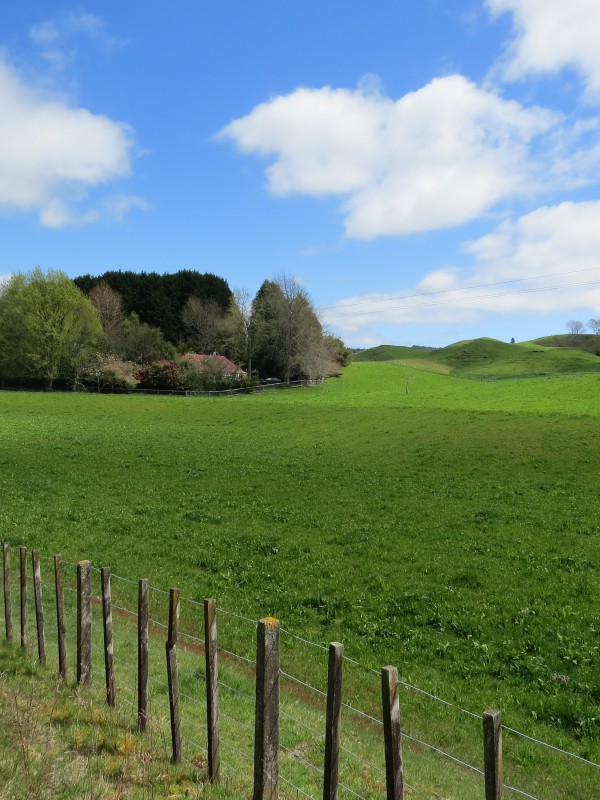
1,361,600,797
0,643,231,800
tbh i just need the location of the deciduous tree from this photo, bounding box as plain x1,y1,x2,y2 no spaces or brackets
89,281,125,351
567,320,586,335
180,296,224,353
0,268,102,389
222,288,255,374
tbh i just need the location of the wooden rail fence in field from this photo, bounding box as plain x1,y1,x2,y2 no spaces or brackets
2,542,594,800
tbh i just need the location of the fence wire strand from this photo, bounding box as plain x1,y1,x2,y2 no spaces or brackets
280,670,327,698
279,772,317,799
279,742,322,775
338,780,368,800
217,645,256,665
502,725,600,769
504,785,540,800
2,546,598,800
280,708,324,741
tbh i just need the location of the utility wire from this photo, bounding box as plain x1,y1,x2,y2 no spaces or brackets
322,277,600,319
318,265,600,312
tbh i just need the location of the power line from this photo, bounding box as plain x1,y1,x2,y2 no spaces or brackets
317,266,600,315
321,278,600,319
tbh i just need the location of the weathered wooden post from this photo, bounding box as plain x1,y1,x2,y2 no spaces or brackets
32,550,46,665
253,617,280,800
204,598,220,783
20,546,27,648
323,642,344,800
166,588,182,763
76,560,92,685
483,710,503,800
381,666,404,800
101,567,115,707
138,578,149,732
54,555,67,679
2,542,12,642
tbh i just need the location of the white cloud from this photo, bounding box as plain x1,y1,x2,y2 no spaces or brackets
465,200,600,282
488,0,600,97
103,194,151,222
30,11,126,71
220,76,562,238
322,200,600,338
0,57,138,228
39,200,100,229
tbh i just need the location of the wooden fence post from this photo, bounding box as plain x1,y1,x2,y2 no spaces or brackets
3,542,12,642
483,710,503,800
54,555,67,679
323,642,344,800
204,598,220,783
138,578,149,732
20,546,27,648
101,567,115,707
253,617,280,800
76,560,92,685
381,666,404,800
32,550,46,665
166,588,182,763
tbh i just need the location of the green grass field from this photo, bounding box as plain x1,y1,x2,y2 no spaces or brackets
354,335,600,379
1,356,599,798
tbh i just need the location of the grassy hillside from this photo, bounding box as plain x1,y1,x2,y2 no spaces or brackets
352,344,425,361
356,336,600,378
533,333,600,351
1,366,600,797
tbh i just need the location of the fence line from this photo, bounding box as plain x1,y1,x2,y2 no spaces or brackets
1,543,597,800
0,378,324,399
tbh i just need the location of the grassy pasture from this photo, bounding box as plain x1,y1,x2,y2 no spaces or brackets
355,335,600,379
1,362,600,797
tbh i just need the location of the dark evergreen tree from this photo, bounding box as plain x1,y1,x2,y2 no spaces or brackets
74,270,232,343
251,276,329,381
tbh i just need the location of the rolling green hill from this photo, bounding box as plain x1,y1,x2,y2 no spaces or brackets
355,336,600,378
352,344,424,361
533,333,600,352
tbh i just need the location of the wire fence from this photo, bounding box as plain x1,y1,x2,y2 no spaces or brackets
2,546,599,800
0,378,324,398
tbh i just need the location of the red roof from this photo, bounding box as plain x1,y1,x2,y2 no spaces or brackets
184,353,246,376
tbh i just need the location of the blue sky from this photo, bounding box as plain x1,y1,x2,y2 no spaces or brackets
2,1,600,347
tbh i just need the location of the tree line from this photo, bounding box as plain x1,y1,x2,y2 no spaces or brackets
0,268,349,392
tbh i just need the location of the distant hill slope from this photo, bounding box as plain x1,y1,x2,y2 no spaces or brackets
532,334,600,352
355,336,600,377
352,344,426,361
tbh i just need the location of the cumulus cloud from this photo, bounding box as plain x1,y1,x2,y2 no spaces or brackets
488,0,600,97
322,200,600,339
219,76,565,238
465,200,600,281
0,57,139,227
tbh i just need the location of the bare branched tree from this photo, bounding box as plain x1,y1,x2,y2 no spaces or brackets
567,320,586,335
181,296,223,353
222,288,255,373
89,282,124,337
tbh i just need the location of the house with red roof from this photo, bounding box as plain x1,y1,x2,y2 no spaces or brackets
182,353,247,379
